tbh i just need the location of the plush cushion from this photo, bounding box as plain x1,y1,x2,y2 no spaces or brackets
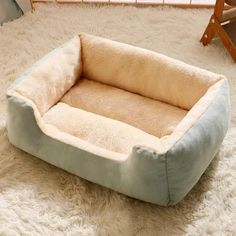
43,102,164,154
61,79,188,138
6,33,230,206
13,36,82,115
81,34,221,110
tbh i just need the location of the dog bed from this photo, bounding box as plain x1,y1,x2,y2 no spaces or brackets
6,33,230,206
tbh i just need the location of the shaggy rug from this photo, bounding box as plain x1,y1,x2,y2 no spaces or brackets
0,3,235,235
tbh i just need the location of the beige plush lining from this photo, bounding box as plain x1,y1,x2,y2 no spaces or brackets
61,79,188,138
43,102,164,154
162,80,225,151
81,33,222,110
14,36,82,115
48,79,224,154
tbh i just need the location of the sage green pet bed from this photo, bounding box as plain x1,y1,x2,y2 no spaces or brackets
6,33,230,206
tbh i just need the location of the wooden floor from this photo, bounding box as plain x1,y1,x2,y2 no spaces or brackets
33,0,216,7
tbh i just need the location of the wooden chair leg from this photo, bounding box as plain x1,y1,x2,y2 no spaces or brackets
200,16,217,45
200,0,236,62
215,19,236,61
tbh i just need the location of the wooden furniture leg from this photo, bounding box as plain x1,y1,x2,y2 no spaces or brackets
201,0,236,62
200,16,217,45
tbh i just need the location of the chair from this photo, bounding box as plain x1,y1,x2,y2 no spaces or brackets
201,0,236,62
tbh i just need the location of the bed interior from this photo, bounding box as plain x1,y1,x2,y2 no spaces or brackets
60,79,188,138
12,34,222,154
42,78,188,153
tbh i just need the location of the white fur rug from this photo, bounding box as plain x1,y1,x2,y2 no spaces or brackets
0,3,235,235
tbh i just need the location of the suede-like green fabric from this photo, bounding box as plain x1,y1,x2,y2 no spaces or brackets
165,80,230,204
6,79,230,206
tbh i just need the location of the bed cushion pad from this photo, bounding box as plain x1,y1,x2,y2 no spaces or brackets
60,78,188,138
43,102,164,154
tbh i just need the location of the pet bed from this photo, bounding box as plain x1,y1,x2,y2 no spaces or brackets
6,33,230,206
